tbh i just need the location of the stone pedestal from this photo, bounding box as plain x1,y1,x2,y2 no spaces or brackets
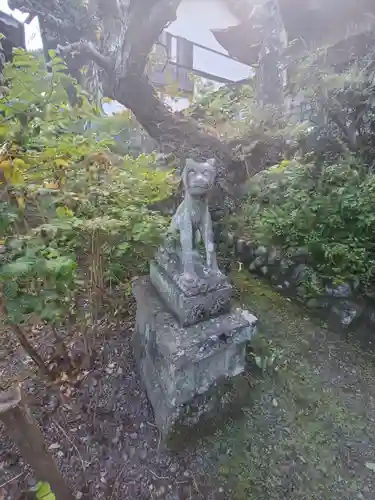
133,248,258,441
133,276,257,439
150,247,233,326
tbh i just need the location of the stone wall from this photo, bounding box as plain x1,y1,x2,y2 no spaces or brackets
218,229,375,332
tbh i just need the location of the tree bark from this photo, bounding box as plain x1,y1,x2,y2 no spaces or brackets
112,74,233,163
255,0,286,107
0,385,74,500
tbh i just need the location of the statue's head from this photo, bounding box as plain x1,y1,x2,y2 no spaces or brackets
183,158,217,196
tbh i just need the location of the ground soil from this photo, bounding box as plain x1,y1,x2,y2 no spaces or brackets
2,271,375,499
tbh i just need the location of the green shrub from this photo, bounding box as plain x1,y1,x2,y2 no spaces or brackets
0,49,172,376
232,159,375,288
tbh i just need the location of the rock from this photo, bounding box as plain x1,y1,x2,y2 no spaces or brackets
138,448,147,460
280,259,291,272
325,283,352,298
249,256,265,271
291,247,309,259
340,309,359,326
130,432,138,440
128,447,136,458
267,248,280,265
292,264,309,284
236,239,245,253
240,242,254,263
169,463,178,474
254,245,267,257
367,309,375,325
226,232,234,245
306,298,319,308
332,302,362,327
260,266,268,276
283,280,291,289
364,288,375,300
296,285,308,298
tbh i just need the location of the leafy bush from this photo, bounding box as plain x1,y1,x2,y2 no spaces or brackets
0,49,171,376
289,45,375,164
232,159,375,288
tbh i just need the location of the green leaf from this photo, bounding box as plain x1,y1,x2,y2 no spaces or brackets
1,259,34,278
56,206,74,218
35,481,56,500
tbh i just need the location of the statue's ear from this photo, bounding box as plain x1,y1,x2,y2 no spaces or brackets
182,163,189,186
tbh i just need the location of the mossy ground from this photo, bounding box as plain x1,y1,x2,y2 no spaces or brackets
202,271,375,500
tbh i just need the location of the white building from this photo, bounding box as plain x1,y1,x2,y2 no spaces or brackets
104,0,251,113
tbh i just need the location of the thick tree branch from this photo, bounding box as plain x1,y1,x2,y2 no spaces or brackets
124,0,181,77
113,74,233,163
55,37,235,164
57,41,114,73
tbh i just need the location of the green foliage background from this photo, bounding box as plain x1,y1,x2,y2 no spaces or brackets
231,159,375,288
222,44,375,293
0,49,171,372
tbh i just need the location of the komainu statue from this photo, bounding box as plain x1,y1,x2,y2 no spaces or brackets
166,158,220,282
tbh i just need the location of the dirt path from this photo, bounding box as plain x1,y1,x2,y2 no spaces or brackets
203,272,375,500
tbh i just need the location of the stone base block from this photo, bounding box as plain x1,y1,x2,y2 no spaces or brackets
137,347,251,449
150,247,233,326
132,276,257,439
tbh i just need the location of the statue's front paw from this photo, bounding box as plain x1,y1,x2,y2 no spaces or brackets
179,270,198,286
207,254,222,276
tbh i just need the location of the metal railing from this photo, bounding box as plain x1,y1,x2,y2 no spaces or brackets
148,33,246,92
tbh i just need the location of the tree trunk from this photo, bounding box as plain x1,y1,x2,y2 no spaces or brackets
251,0,286,107
0,385,74,500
